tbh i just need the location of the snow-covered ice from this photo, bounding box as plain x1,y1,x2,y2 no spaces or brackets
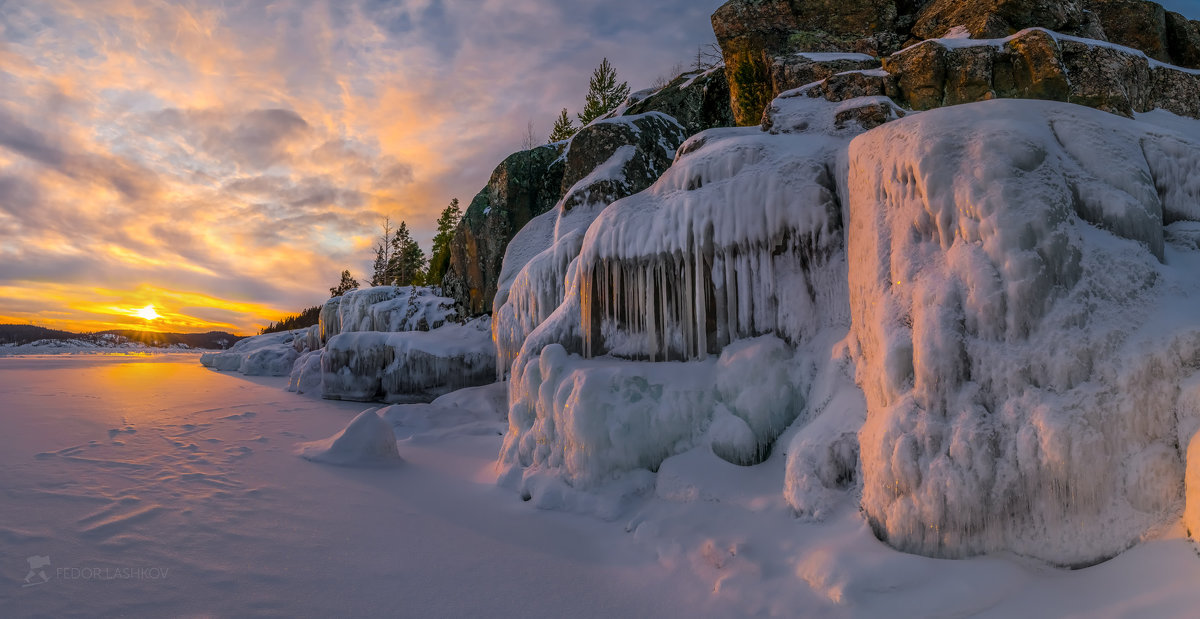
11,355,1200,617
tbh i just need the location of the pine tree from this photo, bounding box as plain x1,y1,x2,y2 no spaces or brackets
577,58,630,126
427,198,461,286
329,270,360,297
548,108,576,142
386,221,427,286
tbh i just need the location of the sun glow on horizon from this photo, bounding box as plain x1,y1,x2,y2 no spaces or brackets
133,304,161,321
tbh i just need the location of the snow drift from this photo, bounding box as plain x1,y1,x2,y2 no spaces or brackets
295,408,403,467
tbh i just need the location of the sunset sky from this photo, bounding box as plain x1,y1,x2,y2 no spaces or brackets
0,0,722,334
3,0,1198,335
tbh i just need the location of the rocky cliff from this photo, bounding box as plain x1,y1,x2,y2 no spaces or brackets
714,0,1200,125
442,104,705,317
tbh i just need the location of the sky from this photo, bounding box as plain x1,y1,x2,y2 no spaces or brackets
2,0,1198,335
0,0,723,335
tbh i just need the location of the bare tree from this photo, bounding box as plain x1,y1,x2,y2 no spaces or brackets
522,119,537,150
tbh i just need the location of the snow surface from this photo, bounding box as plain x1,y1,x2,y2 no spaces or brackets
295,408,403,467
13,356,1200,617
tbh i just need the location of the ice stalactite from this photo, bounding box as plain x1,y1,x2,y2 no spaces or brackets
497,98,884,499
575,128,848,362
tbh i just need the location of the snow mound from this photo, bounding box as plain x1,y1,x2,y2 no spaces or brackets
848,99,1200,566
295,408,402,467
200,329,308,376
321,318,496,403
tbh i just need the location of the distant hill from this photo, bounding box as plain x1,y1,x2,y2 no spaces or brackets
0,324,244,350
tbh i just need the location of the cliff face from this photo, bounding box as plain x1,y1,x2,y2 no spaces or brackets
442,108,700,317
441,146,566,318
713,0,1200,125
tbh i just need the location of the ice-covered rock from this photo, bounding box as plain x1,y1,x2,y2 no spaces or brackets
848,99,1200,566
492,113,688,377
317,286,456,347
321,318,496,403
200,329,308,376
287,349,323,394
295,408,402,467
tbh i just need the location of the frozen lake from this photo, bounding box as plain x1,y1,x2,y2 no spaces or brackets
6,354,1200,618
0,355,714,618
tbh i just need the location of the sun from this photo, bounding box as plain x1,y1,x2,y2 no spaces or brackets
133,304,161,321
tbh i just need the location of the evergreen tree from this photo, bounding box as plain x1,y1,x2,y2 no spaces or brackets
387,221,427,286
329,270,360,298
427,198,461,285
548,108,576,142
577,58,630,126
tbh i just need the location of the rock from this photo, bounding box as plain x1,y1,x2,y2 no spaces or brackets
996,28,1071,102
442,145,566,316
912,0,1086,40
773,53,884,95
1151,65,1200,118
883,42,948,109
1165,12,1200,69
834,99,906,130
1057,37,1152,115
560,114,686,210
712,0,920,125
445,113,689,316
809,68,890,101
624,67,735,135
883,29,1199,119
1084,0,1169,62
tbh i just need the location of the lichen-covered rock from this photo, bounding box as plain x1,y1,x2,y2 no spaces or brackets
442,145,566,316
712,0,918,125
772,53,883,97
1165,11,1200,69
883,29,1200,119
1152,65,1200,118
1057,37,1152,115
912,0,1086,40
1085,0,1170,62
623,66,735,136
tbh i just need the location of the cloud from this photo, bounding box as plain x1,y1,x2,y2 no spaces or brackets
0,0,724,334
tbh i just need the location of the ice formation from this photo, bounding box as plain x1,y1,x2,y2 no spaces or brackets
200,329,309,376
847,99,1200,565
295,408,403,467
318,286,456,346
287,349,323,394
497,94,880,500
493,114,686,378
321,317,496,403
494,74,1200,567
